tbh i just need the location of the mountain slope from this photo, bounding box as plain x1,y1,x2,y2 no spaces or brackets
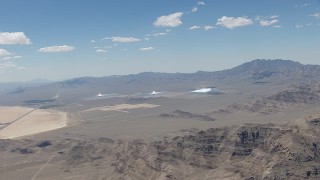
1,114,320,179
220,59,320,80
224,80,320,114
2,59,320,106
57,59,320,87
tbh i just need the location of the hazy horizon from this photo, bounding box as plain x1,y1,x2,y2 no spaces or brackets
0,0,319,82
0,59,315,83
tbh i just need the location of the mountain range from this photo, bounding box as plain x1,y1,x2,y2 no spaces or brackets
1,59,320,106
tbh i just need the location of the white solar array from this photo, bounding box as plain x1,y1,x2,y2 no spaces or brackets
191,88,212,93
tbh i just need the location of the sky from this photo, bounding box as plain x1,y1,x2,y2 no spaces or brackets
0,0,319,82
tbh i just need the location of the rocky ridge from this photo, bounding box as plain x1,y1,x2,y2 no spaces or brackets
224,80,320,114
1,114,320,179
159,109,216,121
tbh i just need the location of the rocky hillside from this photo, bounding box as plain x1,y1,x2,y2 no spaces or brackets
1,114,320,179
106,116,320,179
222,59,320,79
268,81,320,104
224,80,320,114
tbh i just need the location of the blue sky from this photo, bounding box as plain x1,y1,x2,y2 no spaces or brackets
0,0,319,82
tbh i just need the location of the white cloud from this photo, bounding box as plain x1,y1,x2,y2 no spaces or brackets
216,16,253,29
90,40,96,43
296,24,304,28
260,19,279,26
189,25,201,30
154,12,183,27
3,56,22,60
0,62,24,71
189,25,214,31
0,49,13,58
39,45,74,53
256,15,279,20
144,37,150,41
191,7,198,13
96,49,107,53
270,15,279,19
255,16,263,20
105,36,141,43
310,12,320,19
153,32,167,36
0,32,31,45
140,47,154,51
273,25,281,28
0,49,23,60
204,25,214,30
197,1,205,5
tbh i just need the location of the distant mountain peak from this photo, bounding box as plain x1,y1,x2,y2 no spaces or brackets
237,59,302,69
250,59,300,63
225,59,307,78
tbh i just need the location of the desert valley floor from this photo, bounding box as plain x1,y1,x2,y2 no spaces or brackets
1,60,320,179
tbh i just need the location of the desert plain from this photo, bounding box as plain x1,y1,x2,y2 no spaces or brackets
0,60,320,179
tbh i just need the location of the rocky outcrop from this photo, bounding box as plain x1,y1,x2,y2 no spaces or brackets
107,116,320,179
159,109,215,121
1,115,320,179
223,80,320,114
268,81,320,104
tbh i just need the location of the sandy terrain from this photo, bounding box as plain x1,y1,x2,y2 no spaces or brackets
0,108,67,139
1,60,320,179
0,106,34,124
84,103,160,112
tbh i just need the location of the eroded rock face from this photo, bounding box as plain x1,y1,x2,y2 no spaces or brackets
99,121,319,179
1,116,320,179
61,117,320,179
